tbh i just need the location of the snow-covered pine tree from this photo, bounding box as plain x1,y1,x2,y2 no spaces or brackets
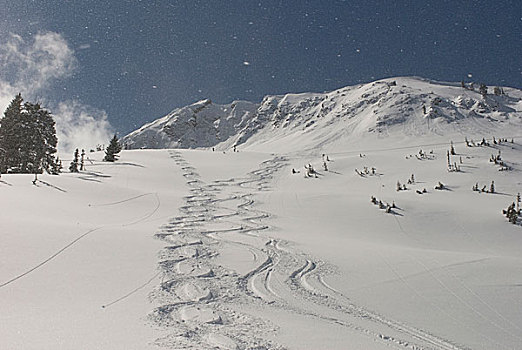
104,134,122,162
69,149,79,172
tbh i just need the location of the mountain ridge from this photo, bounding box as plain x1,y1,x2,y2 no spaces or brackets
123,76,522,152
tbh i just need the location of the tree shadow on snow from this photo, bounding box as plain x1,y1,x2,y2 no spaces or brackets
78,176,102,183
435,187,453,192
36,180,67,193
0,179,12,186
109,162,145,168
77,171,112,183
491,192,512,197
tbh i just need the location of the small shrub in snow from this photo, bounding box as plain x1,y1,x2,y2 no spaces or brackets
434,182,445,190
503,202,520,225
479,83,488,97
450,141,456,155
371,196,396,214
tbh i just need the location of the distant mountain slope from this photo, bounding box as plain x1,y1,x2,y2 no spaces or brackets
123,77,522,151
122,99,258,149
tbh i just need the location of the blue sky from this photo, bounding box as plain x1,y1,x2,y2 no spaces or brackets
1,0,521,136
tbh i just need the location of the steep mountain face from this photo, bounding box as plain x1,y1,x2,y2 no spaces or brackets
122,99,258,149
123,77,522,151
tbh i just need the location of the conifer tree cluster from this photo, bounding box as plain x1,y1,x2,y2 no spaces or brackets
69,149,87,173
0,93,59,175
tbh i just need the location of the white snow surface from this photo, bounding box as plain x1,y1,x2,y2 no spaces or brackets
2,77,522,350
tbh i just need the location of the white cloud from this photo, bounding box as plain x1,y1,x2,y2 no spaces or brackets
54,101,112,154
0,31,112,155
0,32,76,97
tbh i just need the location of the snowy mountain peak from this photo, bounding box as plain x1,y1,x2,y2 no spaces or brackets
123,77,522,152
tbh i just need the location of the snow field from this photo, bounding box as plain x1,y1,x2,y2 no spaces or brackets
1,133,521,350
148,146,497,349
0,150,186,350
257,138,522,350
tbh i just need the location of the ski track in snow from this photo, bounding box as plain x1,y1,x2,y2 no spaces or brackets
149,150,470,350
0,227,102,289
390,215,522,348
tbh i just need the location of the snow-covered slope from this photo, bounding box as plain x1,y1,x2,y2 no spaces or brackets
3,140,522,350
123,99,258,149
123,77,522,152
2,76,522,350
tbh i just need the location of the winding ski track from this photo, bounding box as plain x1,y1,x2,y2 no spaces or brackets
149,150,469,350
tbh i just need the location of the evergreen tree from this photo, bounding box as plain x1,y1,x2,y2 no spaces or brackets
104,134,122,162
80,149,85,170
0,93,24,172
0,94,58,174
50,156,62,175
0,95,58,174
69,148,79,172
22,102,58,174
